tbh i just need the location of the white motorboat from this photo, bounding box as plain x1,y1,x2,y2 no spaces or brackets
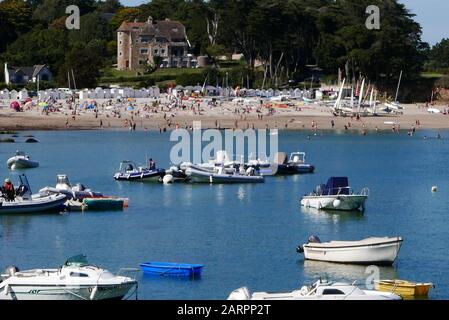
301,177,368,211
0,255,138,300
297,235,403,265
39,174,103,200
0,174,67,214
228,279,401,300
186,166,264,184
7,150,39,169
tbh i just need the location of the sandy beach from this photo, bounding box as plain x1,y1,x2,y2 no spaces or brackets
1,96,448,132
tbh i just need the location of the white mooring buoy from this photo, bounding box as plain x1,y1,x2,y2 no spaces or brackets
431,186,438,193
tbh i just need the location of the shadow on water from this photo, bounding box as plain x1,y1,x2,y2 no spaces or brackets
299,259,399,286
300,207,365,223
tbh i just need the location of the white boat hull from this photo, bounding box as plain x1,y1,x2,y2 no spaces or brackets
0,282,136,300
7,157,39,169
303,239,403,265
0,194,67,214
301,195,367,211
188,168,264,184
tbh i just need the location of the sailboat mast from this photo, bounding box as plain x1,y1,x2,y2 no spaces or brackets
358,78,365,114
394,70,403,102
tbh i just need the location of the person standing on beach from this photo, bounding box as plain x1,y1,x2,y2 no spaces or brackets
331,120,335,128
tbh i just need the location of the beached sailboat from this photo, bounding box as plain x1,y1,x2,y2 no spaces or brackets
0,255,138,300
228,279,400,300
0,175,67,214
300,177,368,211
296,235,403,265
7,151,39,169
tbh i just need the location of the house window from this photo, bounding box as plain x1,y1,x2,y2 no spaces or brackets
154,49,158,54
140,48,148,54
119,41,122,44
161,49,165,54
119,52,122,56
140,36,150,43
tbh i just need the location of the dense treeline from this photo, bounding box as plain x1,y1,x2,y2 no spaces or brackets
0,0,447,90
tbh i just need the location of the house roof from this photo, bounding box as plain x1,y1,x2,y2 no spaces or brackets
8,65,50,78
118,18,187,42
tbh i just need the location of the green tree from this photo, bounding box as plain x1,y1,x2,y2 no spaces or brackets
111,7,142,30
428,39,449,69
0,0,33,52
58,44,102,88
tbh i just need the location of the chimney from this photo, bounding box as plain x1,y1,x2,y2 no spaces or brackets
147,16,153,25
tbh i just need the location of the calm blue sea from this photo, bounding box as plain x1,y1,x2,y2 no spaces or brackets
0,129,448,299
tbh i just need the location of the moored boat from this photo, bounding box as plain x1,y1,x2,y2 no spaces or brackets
0,255,138,300
0,174,67,214
113,161,165,182
228,279,401,300
82,197,128,210
300,177,368,211
273,152,315,175
186,166,264,184
7,150,39,169
296,235,403,265
140,262,204,277
374,280,434,297
39,174,103,200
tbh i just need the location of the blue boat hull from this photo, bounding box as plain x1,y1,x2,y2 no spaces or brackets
140,263,203,277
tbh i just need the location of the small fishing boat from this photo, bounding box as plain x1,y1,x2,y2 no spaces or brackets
301,177,368,211
82,197,128,211
39,175,103,200
7,150,39,169
0,255,138,300
374,280,434,297
0,175,67,214
114,161,165,182
186,166,264,184
228,279,400,300
140,262,204,277
274,152,315,175
296,235,403,265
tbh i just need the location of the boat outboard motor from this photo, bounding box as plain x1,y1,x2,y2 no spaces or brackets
296,245,304,253
4,266,20,277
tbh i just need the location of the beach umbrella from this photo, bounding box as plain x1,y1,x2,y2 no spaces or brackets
10,101,20,109
127,105,135,111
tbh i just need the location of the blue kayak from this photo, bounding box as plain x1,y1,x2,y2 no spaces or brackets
140,262,204,277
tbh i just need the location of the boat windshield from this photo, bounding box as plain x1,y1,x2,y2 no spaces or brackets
64,255,89,267
16,150,26,156
57,175,70,185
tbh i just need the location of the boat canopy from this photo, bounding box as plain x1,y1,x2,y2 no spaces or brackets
322,177,349,195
